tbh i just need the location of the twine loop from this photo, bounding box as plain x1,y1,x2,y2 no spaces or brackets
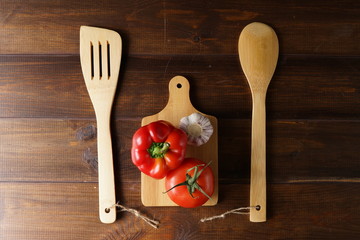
109,202,160,229
200,206,256,223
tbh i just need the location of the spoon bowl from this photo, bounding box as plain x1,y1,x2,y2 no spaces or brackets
239,22,278,93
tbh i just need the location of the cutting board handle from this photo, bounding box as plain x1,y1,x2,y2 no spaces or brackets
162,76,197,116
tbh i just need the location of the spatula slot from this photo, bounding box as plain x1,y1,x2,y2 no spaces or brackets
107,42,111,79
90,42,94,79
98,41,102,79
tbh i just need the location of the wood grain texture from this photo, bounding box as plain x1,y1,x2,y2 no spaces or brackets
0,119,359,183
0,55,359,119
0,182,359,240
0,0,359,55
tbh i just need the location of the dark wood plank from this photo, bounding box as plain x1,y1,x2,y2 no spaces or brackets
0,118,98,182
0,0,359,55
0,55,359,119
220,119,360,182
0,182,359,239
1,119,359,183
0,55,91,118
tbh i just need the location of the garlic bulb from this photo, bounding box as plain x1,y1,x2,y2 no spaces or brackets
179,112,213,146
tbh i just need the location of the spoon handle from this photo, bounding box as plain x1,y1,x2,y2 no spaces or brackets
250,92,267,222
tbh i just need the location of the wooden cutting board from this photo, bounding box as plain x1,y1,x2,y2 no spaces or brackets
141,76,218,206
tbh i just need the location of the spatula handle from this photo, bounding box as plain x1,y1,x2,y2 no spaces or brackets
96,112,116,223
250,92,267,222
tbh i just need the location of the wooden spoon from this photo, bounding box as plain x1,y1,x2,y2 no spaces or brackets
238,22,279,222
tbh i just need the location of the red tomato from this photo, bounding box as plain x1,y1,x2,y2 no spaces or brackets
165,158,214,208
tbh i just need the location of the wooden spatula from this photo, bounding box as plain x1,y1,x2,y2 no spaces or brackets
238,22,279,222
80,26,122,223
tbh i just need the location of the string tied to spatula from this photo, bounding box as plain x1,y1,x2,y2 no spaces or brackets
200,206,258,223
107,202,160,229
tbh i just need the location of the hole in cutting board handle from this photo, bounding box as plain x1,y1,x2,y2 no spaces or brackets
177,83,182,88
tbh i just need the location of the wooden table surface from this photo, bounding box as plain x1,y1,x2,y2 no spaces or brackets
0,1,359,239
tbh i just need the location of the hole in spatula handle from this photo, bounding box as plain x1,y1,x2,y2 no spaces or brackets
177,83,182,88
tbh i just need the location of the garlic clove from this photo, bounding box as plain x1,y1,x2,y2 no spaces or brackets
179,112,214,146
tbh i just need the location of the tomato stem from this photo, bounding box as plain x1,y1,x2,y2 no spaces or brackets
163,161,213,200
